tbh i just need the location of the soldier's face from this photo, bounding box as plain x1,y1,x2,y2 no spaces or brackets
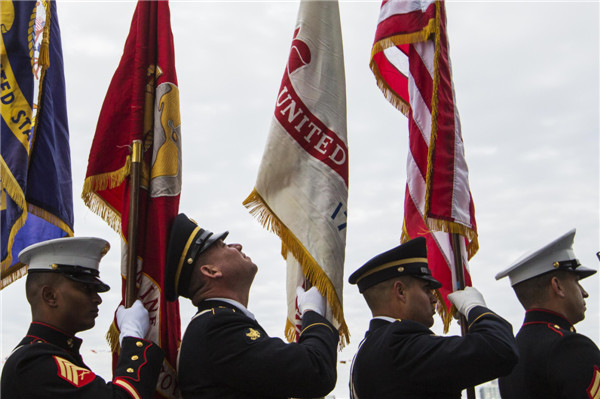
561,273,588,325
404,278,438,328
208,240,258,282
55,277,102,335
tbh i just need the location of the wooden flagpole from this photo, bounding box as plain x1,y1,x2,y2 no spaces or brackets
125,140,142,307
451,232,476,399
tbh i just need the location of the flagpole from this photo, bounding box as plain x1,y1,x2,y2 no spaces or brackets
451,232,476,399
125,140,142,307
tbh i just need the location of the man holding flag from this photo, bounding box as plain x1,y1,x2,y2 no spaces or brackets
348,0,518,397
1,236,164,399
348,237,517,398
165,213,339,398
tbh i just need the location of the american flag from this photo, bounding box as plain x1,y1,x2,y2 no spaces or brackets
370,0,478,330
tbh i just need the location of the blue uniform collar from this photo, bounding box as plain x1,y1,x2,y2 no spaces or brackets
24,322,83,355
523,308,575,332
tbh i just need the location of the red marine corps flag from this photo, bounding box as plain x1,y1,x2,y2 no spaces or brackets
82,1,181,397
244,0,349,344
370,0,478,330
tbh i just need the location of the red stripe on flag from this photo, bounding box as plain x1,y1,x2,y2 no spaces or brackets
375,5,437,43
372,51,410,104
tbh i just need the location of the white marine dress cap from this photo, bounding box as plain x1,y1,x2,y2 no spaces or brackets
19,237,111,292
495,228,596,286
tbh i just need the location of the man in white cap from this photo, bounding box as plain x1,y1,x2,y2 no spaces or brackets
164,213,339,399
1,237,165,399
496,228,599,398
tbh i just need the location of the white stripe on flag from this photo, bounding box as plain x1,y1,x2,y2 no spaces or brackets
379,0,436,22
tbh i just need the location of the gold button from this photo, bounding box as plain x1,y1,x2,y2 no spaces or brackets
126,368,134,373
131,355,139,361
554,324,560,329
136,341,143,347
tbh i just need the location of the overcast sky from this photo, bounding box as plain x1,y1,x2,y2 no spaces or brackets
2,1,599,398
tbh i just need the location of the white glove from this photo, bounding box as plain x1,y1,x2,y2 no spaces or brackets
447,286,486,318
116,299,150,345
296,286,326,316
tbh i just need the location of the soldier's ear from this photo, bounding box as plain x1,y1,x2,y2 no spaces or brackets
550,276,565,298
394,280,408,303
200,264,222,280
41,285,59,307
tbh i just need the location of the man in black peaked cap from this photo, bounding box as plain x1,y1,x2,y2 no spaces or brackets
165,213,339,399
1,236,164,399
348,236,518,399
496,228,599,398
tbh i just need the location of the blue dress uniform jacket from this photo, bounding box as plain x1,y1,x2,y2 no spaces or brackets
498,309,600,399
178,300,339,399
350,306,518,399
1,322,164,399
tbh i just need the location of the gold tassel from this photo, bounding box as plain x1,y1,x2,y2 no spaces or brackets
106,320,121,354
38,0,51,70
243,189,350,347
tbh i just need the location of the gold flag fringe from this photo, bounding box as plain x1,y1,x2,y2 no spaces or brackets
369,63,411,117
285,318,298,344
435,289,455,333
81,156,132,234
243,189,350,347
1,264,28,290
0,159,28,279
369,17,437,116
106,321,121,354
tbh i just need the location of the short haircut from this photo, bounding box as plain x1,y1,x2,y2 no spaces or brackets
25,272,62,305
363,276,413,310
513,269,571,309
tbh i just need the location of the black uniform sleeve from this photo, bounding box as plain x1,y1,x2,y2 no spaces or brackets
113,337,165,399
206,310,339,398
2,338,164,399
547,334,600,398
391,306,518,391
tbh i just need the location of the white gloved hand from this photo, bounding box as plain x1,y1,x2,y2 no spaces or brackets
116,299,150,345
296,286,326,317
447,286,486,318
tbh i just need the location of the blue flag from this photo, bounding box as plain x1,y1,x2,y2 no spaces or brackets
1,0,73,288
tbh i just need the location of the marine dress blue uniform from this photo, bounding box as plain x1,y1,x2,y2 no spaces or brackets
498,309,600,399
1,322,164,399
